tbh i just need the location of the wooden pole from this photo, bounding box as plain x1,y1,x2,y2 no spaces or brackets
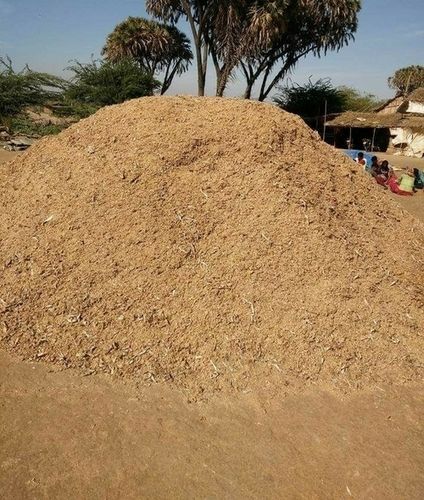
371,127,376,152
323,99,328,142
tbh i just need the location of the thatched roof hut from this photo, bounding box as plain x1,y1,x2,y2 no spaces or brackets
326,112,424,134
374,88,424,115
323,88,424,156
399,87,424,114
325,110,424,157
374,96,404,115
407,87,424,104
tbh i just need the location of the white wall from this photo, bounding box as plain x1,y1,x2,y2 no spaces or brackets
390,127,424,157
405,101,424,114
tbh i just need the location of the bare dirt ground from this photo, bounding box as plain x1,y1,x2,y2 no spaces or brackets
0,149,20,164
1,148,423,499
1,349,423,500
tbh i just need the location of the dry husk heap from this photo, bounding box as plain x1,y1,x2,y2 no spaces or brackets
1,96,423,399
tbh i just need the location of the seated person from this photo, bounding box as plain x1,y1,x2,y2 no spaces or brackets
375,161,390,186
386,170,414,196
369,156,380,177
398,168,415,193
354,152,367,170
413,168,424,189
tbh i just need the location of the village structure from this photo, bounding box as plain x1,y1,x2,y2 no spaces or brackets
325,87,424,157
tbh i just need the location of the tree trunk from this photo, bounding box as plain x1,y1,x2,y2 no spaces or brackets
217,63,235,97
258,52,309,101
216,69,226,97
240,62,266,100
161,63,171,95
210,47,224,97
182,2,206,96
195,42,206,96
244,81,254,99
161,60,182,95
201,41,208,91
258,66,272,101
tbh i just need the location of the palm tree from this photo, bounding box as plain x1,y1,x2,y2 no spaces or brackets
388,66,424,96
103,17,192,95
146,1,213,97
238,0,361,101
147,1,360,100
159,25,193,94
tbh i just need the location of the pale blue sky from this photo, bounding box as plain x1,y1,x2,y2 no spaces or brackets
0,0,423,99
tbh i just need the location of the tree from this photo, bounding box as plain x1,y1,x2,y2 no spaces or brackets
238,0,361,101
102,17,192,94
0,56,65,118
388,65,424,96
274,79,384,119
205,1,251,97
146,1,212,96
338,86,383,111
146,1,252,97
147,1,360,100
64,59,159,112
146,1,271,96
273,78,345,118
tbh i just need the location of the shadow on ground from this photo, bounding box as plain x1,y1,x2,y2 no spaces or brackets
1,351,423,499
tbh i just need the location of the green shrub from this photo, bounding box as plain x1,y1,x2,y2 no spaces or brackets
273,78,346,118
7,115,66,137
64,59,160,110
0,57,65,118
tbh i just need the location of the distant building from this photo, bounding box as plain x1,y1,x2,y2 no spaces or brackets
325,88,424,157
374,96,405,115
397,88,424,115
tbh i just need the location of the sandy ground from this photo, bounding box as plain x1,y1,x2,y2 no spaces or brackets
0,149,20,164
1,349,423,499
1,148,423,499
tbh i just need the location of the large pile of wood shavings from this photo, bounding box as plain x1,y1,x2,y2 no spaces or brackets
1,96,423,399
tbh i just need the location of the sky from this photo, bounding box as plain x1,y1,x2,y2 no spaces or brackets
0,0,423,99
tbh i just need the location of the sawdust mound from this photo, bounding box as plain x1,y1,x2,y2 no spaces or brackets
1,96,423,398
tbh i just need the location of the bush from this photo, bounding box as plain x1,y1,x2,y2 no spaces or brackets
273,78,345,118
274,79,384,118
338,86,383,111
64,59,160,112
0,57,160,136
0,57,65,119
6,115,66,137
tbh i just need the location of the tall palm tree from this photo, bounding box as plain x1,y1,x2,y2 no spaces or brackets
103,17,192,95
238,0,361,100
159,25,193,94
146,1,213,97
147,0,360,99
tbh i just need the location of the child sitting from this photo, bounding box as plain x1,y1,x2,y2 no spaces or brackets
375,160,390,187
355,152,367,170
370,156,380,177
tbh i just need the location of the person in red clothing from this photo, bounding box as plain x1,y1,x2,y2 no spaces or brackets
386,171,413,196
375,161,390,187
